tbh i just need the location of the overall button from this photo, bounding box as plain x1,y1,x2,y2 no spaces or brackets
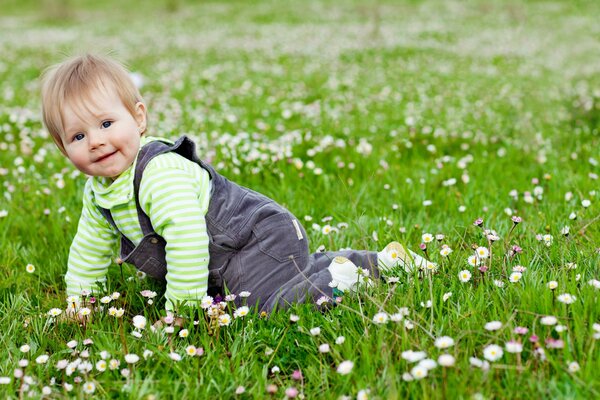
150,238,159,244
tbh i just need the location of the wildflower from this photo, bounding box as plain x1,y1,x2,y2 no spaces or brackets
422,233,434,243
357,389,370,400
169,352,182,362
82,382,95,394
372,312,389,324
469,357,490,371
164,326,175,334
266,384,278,394
79,307,91,317
438,354,455,367
410,365,428,379
484,321,502,331
318,343,330,353
56,360,68,370
35,355,49,364
285,387,299,398
440,246,453,257
474,218,484,227
582,199,591,208
390,313,403,322
568,361,580,373
310,327,321,336
218,314,232,326
109,359,120,370
493,280,505,288
434,336,455,349
335,336,345,345
557,293,576,304
235,386,245,395
271,366,280,374
336,360,354,375
514,326,529,335
542,234,553,246
509,272,522,283
239,291,251,298
96,360,107,371
511,216,522,224
547,281,558,290
401,350,427,363
124,354,139,364
132,315,146,330
290,314,300,323
540,315,558,325
200,296,213,309
475,247,489,259
19,344,30,353
555,325,567,333
458,270,472,282
143,350,154,359
467,255,481,267
121,368,130,377
483,344,503,362
25,264,35,273
443,292,452,302
545,338,565,349
179,329,189,338
18,359,28,367
505,341,523,353
291,370,302,380
234,306,249,318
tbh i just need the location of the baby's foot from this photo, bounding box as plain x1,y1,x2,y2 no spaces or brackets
377,241,435,274
327,256,371,291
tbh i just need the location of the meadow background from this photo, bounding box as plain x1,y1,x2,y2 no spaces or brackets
1,0,600,398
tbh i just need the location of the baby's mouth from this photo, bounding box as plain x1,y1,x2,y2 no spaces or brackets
95,151,116,163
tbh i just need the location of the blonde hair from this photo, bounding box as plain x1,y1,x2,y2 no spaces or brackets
41,53,145,155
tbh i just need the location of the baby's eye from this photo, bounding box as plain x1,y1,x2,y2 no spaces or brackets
101,120,112,129
73,133,85,141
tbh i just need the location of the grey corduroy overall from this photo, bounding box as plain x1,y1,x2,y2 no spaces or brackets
98,136,379,312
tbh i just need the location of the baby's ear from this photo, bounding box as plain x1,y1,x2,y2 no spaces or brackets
135,102,147,134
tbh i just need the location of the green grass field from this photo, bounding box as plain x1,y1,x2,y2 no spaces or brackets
1,0,600,398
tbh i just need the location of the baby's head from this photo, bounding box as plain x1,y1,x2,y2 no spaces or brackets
41,54,147,179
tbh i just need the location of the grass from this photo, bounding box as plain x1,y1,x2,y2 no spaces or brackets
1,0,600,398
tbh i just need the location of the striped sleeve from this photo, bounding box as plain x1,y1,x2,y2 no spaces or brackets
140,155,211,311
65,181,118,297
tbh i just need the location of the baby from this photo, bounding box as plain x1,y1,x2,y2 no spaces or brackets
41,54,432,316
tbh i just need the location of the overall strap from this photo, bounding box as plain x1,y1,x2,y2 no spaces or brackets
132,136,204,235
97,136,205,237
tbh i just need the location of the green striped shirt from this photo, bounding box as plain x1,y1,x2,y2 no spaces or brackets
66,136,211,311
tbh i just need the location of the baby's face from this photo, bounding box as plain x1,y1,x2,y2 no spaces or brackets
61,87,146,180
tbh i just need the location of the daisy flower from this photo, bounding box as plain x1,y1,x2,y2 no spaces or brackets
557,293,576,304
372,312,389,324
438,354,455,367
509,272,522,283
434,336,455,349
218,314,232,326
475,247,489,259
484,321,502,331
82,382,95,394
483,344,503,362
422,233,434,243
234,306,249,318
336,360,354,375
410,365,428,379
25,264,35,273
185,345,197,356
458,270,472,282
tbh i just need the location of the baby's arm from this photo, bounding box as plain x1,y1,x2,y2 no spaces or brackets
140,156,211,312
65,182,118,299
